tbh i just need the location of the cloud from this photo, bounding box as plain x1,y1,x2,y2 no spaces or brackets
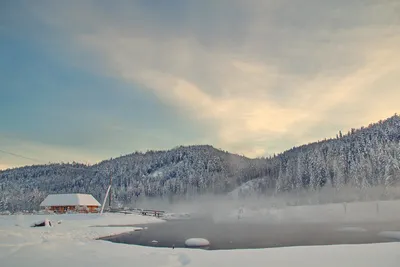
20,0,400,157
78,33,310,150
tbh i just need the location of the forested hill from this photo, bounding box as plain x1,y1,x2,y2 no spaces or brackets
0,145,253,211
235,115,400,198
1,115,400,211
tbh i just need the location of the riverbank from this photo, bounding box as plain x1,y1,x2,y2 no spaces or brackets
1,213,400,266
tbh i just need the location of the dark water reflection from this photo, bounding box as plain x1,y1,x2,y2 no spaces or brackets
100,217,400,250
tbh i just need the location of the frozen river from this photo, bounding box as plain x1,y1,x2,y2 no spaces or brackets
100,217,400,250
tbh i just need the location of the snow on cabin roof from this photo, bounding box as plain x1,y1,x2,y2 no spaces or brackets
40,194,101,207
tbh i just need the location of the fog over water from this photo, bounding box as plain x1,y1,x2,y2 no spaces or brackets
133,186,400,222
102,188,400,250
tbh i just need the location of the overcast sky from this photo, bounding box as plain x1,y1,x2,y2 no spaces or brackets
1,0,400,169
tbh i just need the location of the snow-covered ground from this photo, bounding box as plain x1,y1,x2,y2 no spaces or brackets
0,213,162,242
1,211,400,267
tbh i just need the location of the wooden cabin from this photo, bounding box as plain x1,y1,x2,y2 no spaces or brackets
40,193,101,214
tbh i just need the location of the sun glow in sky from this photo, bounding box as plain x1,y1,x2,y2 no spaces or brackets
1,0,400,169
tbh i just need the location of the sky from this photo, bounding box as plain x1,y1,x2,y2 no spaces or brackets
1,0,400,170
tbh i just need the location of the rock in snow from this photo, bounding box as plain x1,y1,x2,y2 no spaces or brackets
31,218,52,227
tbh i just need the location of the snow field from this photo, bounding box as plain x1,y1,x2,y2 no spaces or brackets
1,211,400,267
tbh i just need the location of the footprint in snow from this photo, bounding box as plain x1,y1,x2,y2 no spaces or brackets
165,253,191,267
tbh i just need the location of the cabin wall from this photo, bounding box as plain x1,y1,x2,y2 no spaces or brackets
46,205,99,214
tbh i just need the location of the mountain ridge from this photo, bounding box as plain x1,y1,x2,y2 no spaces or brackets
1,114,400,211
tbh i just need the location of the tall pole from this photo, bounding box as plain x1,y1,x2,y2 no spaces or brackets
100,185,111,215
109,172,112,208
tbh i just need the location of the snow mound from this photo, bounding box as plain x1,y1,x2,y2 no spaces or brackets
184,238,210,248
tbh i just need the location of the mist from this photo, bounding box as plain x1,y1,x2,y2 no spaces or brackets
103,186,400,250
130,185,400,225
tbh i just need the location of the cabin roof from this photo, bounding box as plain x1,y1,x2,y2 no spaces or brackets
40,193,101,207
